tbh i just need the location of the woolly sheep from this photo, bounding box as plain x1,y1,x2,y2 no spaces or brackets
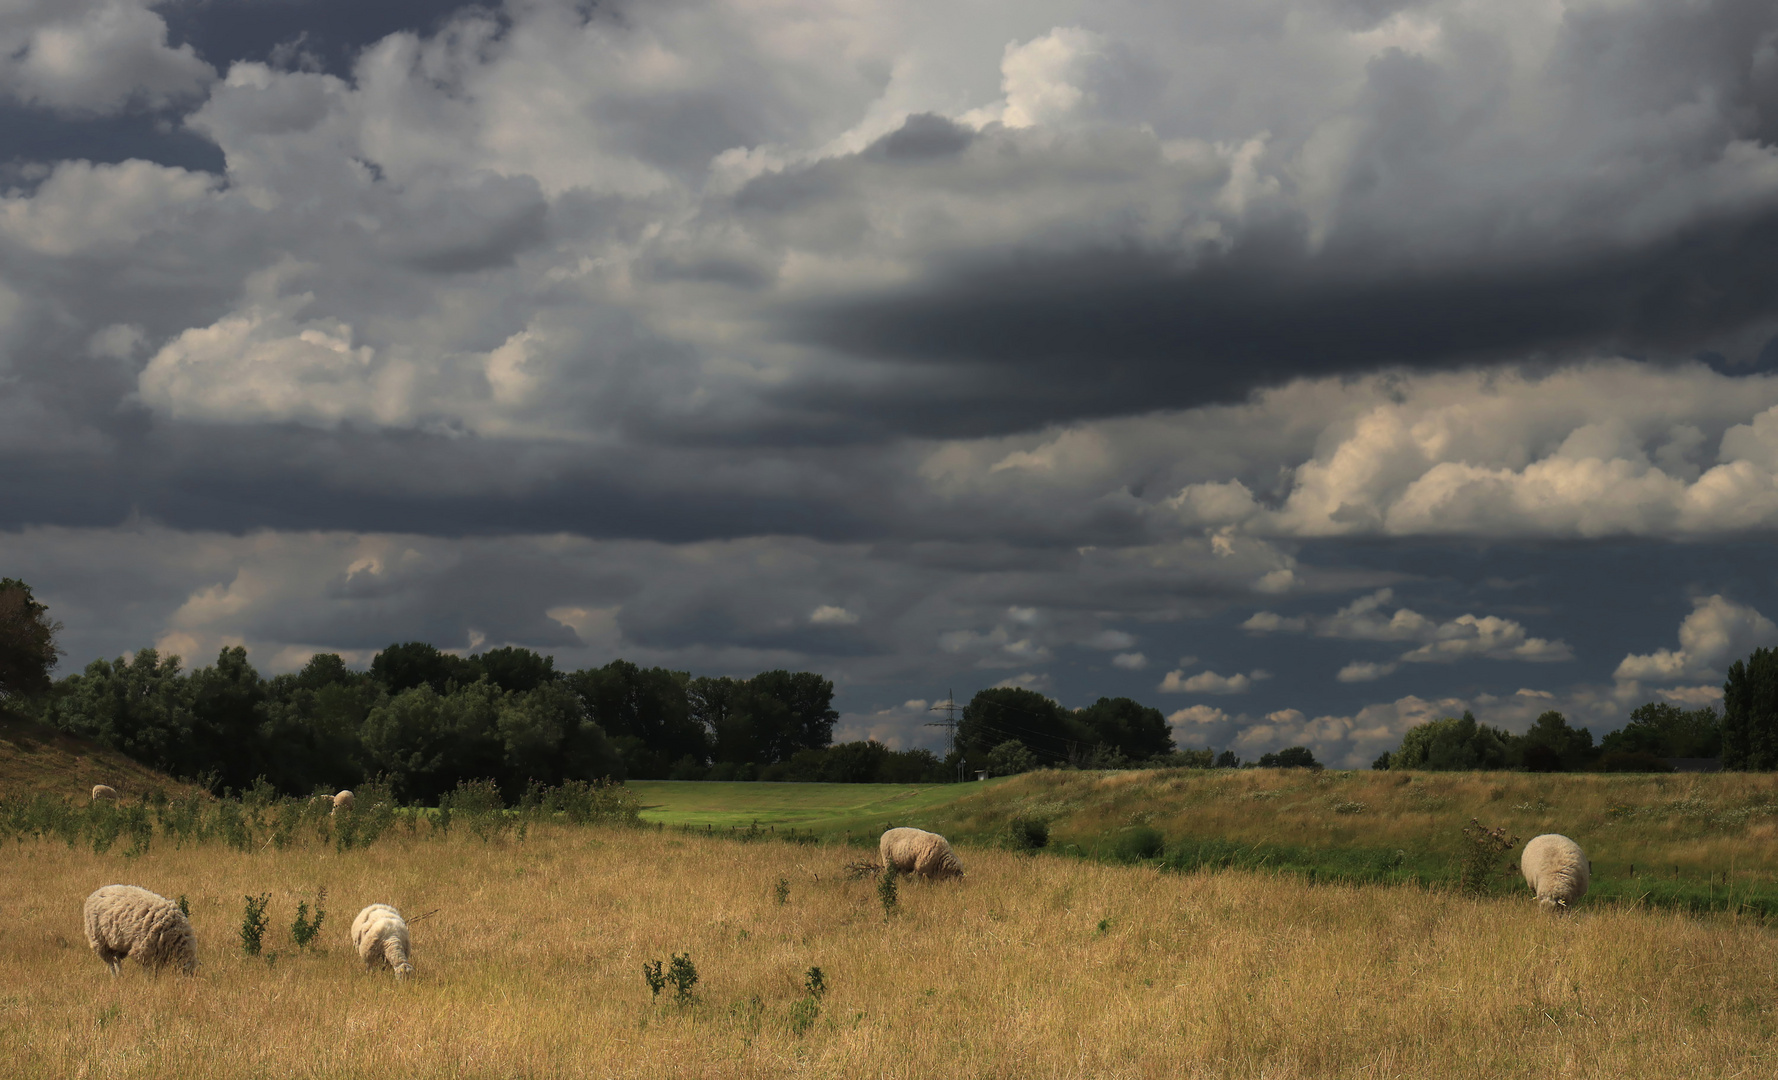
879,827,964,880
351,903,413,980
90,784,118,802
82,885,197,976
1521,833,1590,909
332,790,355,814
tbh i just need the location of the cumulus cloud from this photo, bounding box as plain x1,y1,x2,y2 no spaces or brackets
809,605,860,626
1159,668,1268,694
1614,595,1778,683
1248,588,1572,677
0,0,213,114
1111,652,1147,670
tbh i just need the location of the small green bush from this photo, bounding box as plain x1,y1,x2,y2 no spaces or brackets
240,893,271,956
1005,816,1050,851
1111,825,1164,862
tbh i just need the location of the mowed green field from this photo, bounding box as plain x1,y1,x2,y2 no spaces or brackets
628,778,1013,836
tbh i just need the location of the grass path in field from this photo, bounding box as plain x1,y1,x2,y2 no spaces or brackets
628,779,1013,835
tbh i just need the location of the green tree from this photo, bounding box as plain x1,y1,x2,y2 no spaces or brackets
0,578,60,703
1723,647,1778,770
570,660,702,775
1604,702,1722,760
1076,697,1175,761
370,642,481,695
361,681,505,803
42,649,196,777
1388,712,1511,770
985,739,1040,776
188,646,271,793
959,688,1090,766
474,646,557,694
495,680,624,798
1257,746,1319,768
1511,710,1597,772
745,670,839,762
257,653,382,793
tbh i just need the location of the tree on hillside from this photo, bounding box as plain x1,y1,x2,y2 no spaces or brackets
0,578,61,703
1387,712,1511,770
1257,746,1319,769
42,649,195,777
1723,647,1778,770
1077,697,1175,761
1601,702,1721,760
960,688,1090,766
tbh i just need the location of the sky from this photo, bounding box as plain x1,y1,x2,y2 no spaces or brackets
4,0,1778,768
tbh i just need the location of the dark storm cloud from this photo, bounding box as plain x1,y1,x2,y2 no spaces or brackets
786,204,1778,435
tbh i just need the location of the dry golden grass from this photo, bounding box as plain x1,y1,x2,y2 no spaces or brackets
7,825,1778,1078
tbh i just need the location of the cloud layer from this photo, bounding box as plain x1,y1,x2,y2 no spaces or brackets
2,0,1778,764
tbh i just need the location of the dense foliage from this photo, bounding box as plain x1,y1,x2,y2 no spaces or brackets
35,641,841,800
1723,647,1778,770
0,578,60,702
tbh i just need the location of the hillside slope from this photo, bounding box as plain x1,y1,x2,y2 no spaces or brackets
0,708,197,798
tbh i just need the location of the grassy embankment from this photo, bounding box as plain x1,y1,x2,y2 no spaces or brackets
10,818,1778,1079
637,769,1778,915
0,709,203,799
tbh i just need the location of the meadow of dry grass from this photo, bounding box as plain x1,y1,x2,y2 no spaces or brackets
7,822,1778,1079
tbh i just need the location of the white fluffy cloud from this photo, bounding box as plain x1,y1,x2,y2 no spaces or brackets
0,0,212,114
1615,595,1778,683
1247,588,1572,678
1159,667,1268,694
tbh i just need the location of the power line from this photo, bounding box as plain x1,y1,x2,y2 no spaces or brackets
926,690,963,782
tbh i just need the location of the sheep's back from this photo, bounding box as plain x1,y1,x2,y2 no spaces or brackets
1521,834,1589,905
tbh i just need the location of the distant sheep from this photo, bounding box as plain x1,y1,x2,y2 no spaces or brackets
879,827,964,880
351,903,413,980
1521,834,1590,909
332,790,354,814
90,785,118,802
82,885,197,976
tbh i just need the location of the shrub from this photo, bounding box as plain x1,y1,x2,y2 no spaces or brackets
668,953,699,1002
878,864,899,915
985,740,1039,777
291,888,326,950
1005,816,1050,851
240,893,271,955
1458,819,1519,896
642,959,665,1000
1597,750,1674,773
774,877,789,905
1111,825,1165,862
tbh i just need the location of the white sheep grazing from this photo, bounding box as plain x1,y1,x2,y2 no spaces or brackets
82,885,197,976
1521,833,1590,909
879,827,964,880
351,903,414,980
332,790,355,814
90,784,118,802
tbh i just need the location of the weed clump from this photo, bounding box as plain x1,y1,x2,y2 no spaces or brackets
1459,818,1520,896
240,893,270,956
642,959,665,1000
291,888,327,950
773,877,789,905
1005,816,1050,851
878,863,899,916
668,954,699,1002
1111,825,1164,862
